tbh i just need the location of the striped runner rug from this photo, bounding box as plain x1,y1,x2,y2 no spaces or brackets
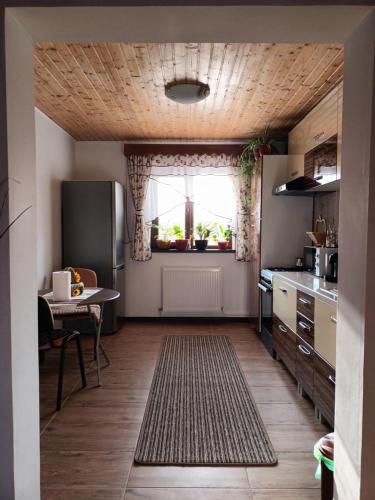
134,335,277,465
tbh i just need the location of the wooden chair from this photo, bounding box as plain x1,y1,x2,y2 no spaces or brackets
74,267,98,287
38,296,87,411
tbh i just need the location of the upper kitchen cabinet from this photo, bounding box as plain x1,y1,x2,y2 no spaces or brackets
287,82,343,182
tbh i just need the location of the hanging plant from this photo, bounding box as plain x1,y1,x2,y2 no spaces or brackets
240,127,273,180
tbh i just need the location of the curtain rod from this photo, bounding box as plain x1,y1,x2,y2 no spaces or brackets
123,144,244,156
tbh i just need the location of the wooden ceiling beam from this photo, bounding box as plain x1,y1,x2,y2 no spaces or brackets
123,143,244,156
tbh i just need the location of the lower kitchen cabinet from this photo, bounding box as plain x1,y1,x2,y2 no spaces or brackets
313,353,336,427
272,315,296,377
315,298,337,368
273,313,335,429
296,337,315,399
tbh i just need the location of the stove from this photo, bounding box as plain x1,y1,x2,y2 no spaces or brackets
260,267,303,291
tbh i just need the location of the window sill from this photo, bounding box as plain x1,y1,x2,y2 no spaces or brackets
151,248,235,254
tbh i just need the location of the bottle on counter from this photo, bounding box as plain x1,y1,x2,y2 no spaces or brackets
325,222,338,248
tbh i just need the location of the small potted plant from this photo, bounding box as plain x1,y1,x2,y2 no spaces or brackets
254,127,273,159
151,224,173,250
173,224,189,251
195,222,211,251
214,224,233,250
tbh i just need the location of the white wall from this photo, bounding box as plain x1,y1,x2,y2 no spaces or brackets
1,10,40,500
35,108,74,289
74,141,126,185
335,10,375,500
74,141,253,317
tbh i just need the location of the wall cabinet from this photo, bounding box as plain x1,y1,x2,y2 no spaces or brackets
272,279,337,427
287,82,343,182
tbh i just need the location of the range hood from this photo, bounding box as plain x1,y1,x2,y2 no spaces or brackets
274,135,340,196
273,175,340,196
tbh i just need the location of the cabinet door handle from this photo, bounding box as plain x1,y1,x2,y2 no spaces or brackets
330,316,337,324
279,287,288,294
298,297,311,306
298,344,311,356
314,131,325,142
291,170,298,177
298,320,312,332
278,324,288,334
328,375,336,386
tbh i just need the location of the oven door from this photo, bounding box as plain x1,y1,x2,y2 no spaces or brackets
258,281,274,358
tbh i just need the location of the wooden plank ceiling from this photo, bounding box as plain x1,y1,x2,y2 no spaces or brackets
34,43,343,141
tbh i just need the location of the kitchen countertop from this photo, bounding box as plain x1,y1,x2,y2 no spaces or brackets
273,271,338,304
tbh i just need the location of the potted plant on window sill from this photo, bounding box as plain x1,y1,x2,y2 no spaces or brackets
213,224,233,250
195,222,211,251
173,224,189,251
151,224,173,250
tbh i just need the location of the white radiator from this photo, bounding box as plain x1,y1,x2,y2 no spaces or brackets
161,267,223,316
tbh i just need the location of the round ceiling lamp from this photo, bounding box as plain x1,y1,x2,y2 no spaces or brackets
165,81,210,104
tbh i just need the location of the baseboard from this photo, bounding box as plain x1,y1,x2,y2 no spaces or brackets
119,316,257,324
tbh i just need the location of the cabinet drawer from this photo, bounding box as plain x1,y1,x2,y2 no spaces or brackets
314,299,337,368
273,277,297,332
297,313,314,347
273,315,296,377
296,338,314,399
313,353,335,427
297,290,314,322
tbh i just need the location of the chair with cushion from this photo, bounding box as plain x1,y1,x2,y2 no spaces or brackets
74,267,98,287
53,266,100,329
51,266,104,362
38,295,87,411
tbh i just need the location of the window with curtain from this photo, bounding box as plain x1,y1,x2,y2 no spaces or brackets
144,166,236,246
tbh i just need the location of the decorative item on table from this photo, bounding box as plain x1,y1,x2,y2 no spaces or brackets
52,271,71,301
307,215,327,247
64,267,85,296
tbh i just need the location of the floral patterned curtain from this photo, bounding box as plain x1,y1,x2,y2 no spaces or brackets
229,159,261,262
127,155,152,261
249,161,262,262
150,153,238,168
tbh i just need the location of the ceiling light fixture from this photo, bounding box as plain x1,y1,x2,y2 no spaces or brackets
165,81,210,104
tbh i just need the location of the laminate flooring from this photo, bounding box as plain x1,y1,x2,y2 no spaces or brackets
39,321,329,500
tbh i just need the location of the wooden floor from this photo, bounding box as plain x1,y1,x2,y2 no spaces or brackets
39,321,328,500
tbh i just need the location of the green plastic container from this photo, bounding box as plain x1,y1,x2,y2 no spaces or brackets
314,441,334,480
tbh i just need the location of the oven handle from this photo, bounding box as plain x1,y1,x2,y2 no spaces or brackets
258,283,272,293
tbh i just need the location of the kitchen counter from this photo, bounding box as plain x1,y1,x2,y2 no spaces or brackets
272,271,338,304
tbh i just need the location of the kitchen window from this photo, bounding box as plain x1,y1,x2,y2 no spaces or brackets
145,169,236,248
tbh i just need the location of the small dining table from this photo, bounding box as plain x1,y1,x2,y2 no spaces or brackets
39,287,120,386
